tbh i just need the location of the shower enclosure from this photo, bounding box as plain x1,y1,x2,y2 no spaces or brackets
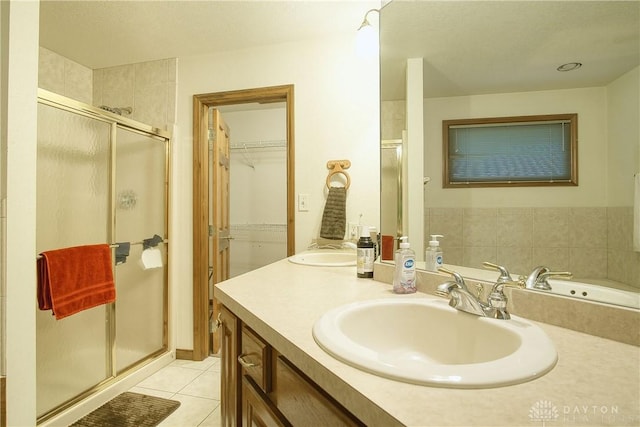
35,89,171,422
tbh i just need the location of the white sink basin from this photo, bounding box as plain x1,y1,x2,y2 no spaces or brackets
288,250,356,267
313,298,557,388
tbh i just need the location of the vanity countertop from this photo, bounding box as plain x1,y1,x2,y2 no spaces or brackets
214,259,640,427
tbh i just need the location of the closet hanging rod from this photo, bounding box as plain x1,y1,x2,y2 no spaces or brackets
36,239,168,260
230,139,286,150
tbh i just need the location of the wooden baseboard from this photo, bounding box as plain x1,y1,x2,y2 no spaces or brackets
1,376,6,427
175,349,194,360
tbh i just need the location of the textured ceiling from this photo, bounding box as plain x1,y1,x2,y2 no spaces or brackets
39,0,378,69
380,1,640,99
39,1,640,99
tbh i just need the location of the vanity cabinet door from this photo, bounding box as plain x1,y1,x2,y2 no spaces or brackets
220,306,241,427
242,375,291,427
240,326,271,392
273,355,364,427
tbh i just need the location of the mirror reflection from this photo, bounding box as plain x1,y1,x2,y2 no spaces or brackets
380,0,640,309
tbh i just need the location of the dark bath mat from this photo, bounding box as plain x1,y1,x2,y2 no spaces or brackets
69,392,180,427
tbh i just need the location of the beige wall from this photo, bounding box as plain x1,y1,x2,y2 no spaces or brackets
3,1,39,425
424,86,608,208
175,34,380,349
607,66,639,207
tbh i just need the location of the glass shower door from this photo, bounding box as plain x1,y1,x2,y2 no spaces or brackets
36,95,171,421
113,127,167,372
35,103,112,417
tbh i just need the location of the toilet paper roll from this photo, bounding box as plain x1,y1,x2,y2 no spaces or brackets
140,247,163,270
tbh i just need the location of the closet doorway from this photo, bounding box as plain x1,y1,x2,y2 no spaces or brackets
192,85,295,359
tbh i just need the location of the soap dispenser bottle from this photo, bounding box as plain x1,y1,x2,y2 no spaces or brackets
393,236,416,294
357,225,375,278
425,234,444,272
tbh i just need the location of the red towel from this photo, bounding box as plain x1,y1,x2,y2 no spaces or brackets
37,244,116,320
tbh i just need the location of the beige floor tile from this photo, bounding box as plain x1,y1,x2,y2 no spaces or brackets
135,366,203,393
171,356,219,371
127,386,175,400
199,405,222,427
178,370,221,400
156,394,217,427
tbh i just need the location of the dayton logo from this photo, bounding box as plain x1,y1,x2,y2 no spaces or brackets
529,400,559,425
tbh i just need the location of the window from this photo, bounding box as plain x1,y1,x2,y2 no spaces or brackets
443,114,578,188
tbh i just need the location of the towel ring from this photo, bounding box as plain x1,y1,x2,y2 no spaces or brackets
326,159,351,190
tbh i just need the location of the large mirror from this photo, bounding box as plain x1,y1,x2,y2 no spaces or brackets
380,0,640,309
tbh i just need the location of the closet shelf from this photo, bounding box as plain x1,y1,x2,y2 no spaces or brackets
230,139,286,150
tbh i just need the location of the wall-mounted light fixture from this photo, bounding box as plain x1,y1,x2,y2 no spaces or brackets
358,8,379,31
356,8,380,58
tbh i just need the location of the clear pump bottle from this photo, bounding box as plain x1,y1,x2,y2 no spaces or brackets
425,234,443,272
393,236,416,294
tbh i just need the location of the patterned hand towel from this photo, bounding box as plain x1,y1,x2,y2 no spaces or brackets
37,244,116,320
320,186,347,240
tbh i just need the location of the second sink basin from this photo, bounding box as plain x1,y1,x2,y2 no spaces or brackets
288,250,356,267
313,297,557,388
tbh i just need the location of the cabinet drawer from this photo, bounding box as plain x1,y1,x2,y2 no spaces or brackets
239,326,271,392
242,375,291,427
274,356,364,427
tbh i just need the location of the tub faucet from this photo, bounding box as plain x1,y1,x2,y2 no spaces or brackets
526,267,573,291
436,266,524,320
525,266,550,289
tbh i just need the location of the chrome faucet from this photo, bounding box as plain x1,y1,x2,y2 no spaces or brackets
524,266,573,290
436,265,524,320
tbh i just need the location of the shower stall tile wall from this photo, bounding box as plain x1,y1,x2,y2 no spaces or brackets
39,47,177,131
93,59,177,129
39,47,93,105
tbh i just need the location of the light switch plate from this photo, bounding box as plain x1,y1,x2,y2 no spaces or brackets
298,193,309,211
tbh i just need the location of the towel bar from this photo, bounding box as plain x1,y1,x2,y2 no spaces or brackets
36,239,168,260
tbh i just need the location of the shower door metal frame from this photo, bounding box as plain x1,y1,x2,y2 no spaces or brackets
36,89,172,423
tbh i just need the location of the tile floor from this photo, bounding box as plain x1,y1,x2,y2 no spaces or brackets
129,356,222,427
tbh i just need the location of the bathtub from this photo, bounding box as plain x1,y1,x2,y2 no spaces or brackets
545,278,640,309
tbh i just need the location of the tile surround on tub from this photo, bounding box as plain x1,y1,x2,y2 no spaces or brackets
426,206,640,290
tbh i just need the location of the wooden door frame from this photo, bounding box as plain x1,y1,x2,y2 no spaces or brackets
192,85,295,360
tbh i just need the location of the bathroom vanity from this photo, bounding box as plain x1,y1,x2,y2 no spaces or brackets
219,306,363,426
214,259,640,426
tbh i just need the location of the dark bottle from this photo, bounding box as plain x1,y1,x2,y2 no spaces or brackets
357,225,375,278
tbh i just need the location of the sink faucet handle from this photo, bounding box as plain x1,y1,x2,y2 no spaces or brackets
437,267,466,288
482,262,513,283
